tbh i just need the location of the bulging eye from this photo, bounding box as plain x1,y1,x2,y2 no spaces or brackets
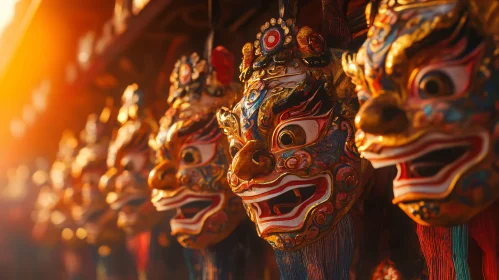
414,62,471,99
418,71,454,98
181,147,201,165
123,161,134,171
278,125,306,148
179,142,217,166
273,119,322,151
229,140,242,159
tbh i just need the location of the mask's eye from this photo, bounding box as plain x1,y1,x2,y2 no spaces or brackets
273,119,323,151
123,161,133,171
179,142,217,166
278,125,306,148
414,62,471,99
229,140,242,159
418,71,454,98
120,154,146,172
180,147,201,165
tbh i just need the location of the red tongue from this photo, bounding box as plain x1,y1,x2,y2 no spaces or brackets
182,208,199,215
175,210,185,219
257,202,271,217
398,162,411,180
399,161,446,180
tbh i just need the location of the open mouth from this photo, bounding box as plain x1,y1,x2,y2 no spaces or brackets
398,146,468,179
239,174,331,236
253,186,316,217
110,194,148,210
151,188,223,235
361,132,488,202
176,200,213,219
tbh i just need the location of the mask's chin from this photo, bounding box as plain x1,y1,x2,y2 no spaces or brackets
174,206,237,250
362,131,489,203
256,197,336,251
237,173,332,238
399,161,498,226
154,190,226,249
369,130,494,226
393,132,488,203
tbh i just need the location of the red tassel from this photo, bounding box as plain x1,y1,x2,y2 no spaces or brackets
417,225,456,280
211,46,234,85
127,232,151,274
469,203,498,280
371,259,402,280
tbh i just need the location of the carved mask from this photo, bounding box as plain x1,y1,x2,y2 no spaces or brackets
343,0,499,225
101,84,163,235
71,105,124,244
33,131,86,247
148,48,246,250
217,18,369,251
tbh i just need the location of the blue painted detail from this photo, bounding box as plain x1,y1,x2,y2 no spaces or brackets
241,89,267,140
281,150,295,158
443,107,463,122
457,170,492,206
423,104,433,116
451,224,471,280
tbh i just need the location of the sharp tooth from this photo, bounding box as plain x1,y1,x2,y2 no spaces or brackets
272,205,281,215
293,189,301,199
176,208,184,219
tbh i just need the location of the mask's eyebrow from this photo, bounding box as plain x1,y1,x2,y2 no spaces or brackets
158,145,171,160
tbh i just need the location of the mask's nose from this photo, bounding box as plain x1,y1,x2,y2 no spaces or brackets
148,160,177,191
355,94,409,135
231,140,274,181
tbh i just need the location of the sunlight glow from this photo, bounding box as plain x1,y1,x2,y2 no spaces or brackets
0,0,19,34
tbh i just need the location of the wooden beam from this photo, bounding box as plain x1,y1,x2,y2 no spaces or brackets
68,0,174,92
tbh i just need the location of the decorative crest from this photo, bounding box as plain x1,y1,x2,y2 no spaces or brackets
168,47,236,106
117,84,144,124
239,17,329,82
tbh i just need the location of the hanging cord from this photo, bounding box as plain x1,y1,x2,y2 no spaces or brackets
204,0,221,73
321,0,351,49
417,225,456,280
279,0,300,20
469,203,498,280
452,224,471,280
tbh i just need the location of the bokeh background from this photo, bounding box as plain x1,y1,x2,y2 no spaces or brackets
0,0,367,278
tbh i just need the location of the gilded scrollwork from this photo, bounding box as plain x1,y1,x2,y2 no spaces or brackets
216,17,370,251
148,47,246,250
343,0,499,226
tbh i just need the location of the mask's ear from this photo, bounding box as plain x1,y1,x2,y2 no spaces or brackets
217,107,241,137
467,0,499,46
